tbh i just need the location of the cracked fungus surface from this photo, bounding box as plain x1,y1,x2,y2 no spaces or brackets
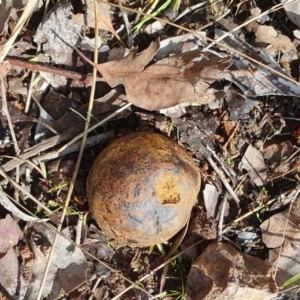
87,131,201,247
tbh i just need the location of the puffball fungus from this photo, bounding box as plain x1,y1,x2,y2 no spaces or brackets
87,131,200,247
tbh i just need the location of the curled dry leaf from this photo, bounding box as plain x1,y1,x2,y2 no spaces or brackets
78,39,231,110
0,187,47,223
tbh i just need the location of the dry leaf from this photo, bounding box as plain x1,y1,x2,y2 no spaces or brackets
94,40,231,110
26,223,88,299
280,0,300,29
72,0,122,43
0,214,23,254
203,184,220,218
34,0,83,65
185,242,278,300
260,194,300,286
263,140,293,163
0,215,27,298
246,7,296,59
215,29,300,97
241,144,267,186
255,25,296,58
0,248,28,298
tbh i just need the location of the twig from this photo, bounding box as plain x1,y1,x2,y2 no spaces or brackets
223,122,239,150
57,103,132,154
1,155,46,179
32,131,114,164
202,0,299,51
75,215,83,246
206,155,240,204
88,277,103,300
36,1,101,298
0,68,20,155
0,68,22,202
7,56,92,83
172,2,207,23
0,167,52,214
222,187,298,232
160,214,191,292
24,0,51,114
217,191,228,240
207,144,237,186
117,0,133,48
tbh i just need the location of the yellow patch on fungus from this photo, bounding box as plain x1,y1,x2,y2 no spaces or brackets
154,173,180,204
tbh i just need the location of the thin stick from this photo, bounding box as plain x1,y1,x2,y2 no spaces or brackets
172,2,207,23
223,122,239,150
57,103,132,154
206,155,240,204
0,167,52,214
207,144,236,185
217,191,228,240
36,2,101,298
160,214,191,292
0,68,20,155
222,187,298,231
75,215,83,246
117,0,133,48
88,277,102,300
25,0,51,114
202,0,298,51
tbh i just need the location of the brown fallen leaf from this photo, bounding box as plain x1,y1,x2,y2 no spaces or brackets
76,39,231,110
185,242,278,300
0,215,27,298
72,0,123,45
241,144,267,186
0,248,28,298
260,193,300,286
0,214,23,255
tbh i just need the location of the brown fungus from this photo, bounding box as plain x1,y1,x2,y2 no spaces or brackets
87,131,201,247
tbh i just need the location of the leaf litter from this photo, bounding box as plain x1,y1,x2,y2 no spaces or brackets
2,0,300,299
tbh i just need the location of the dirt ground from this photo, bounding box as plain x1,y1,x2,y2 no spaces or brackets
1,0,300,299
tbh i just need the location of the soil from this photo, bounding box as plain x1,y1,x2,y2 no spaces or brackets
1,0,300,299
